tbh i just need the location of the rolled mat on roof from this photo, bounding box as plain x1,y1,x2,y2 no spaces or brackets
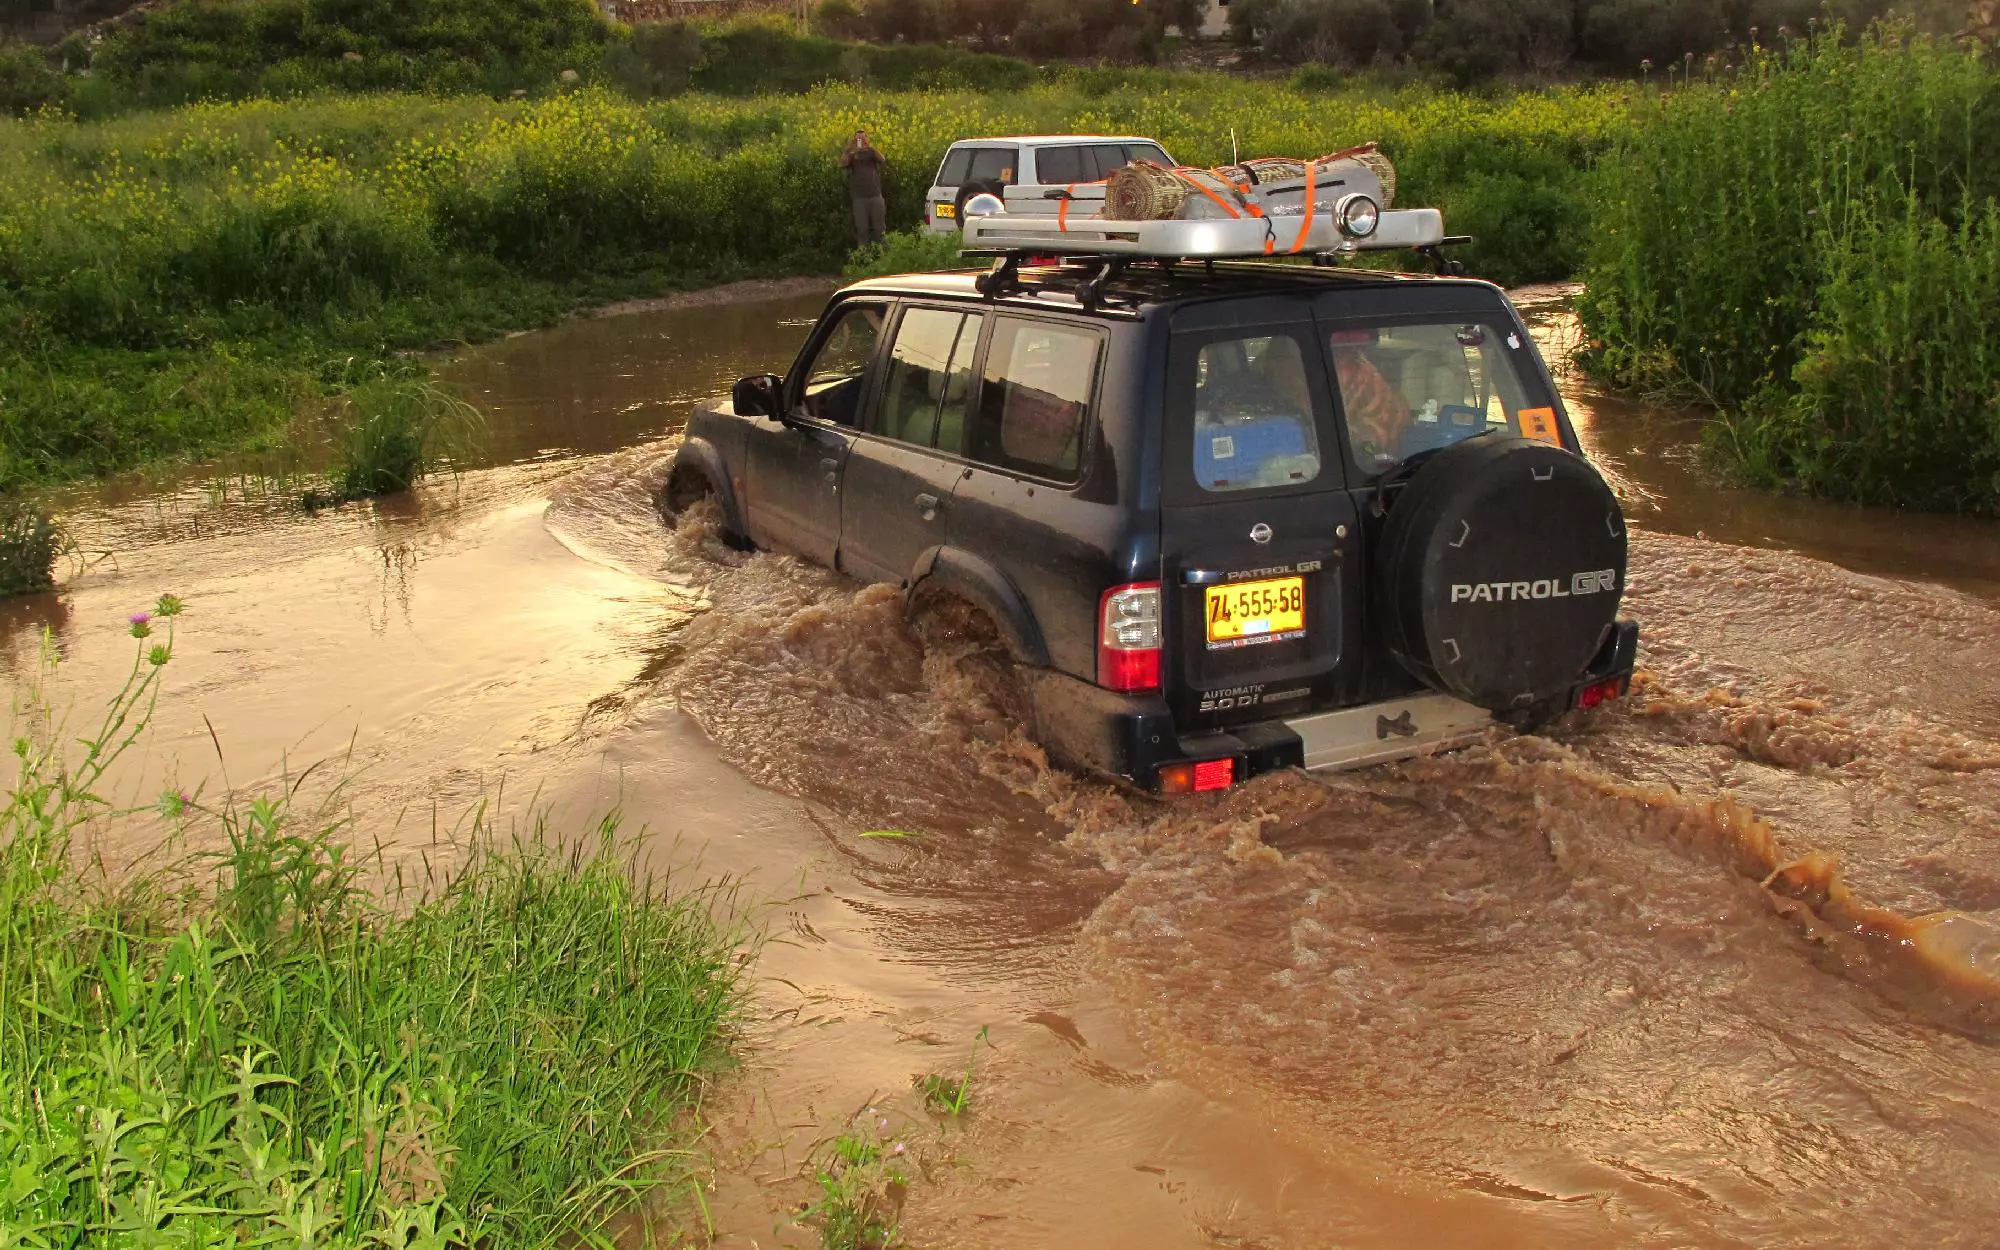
1104,143,1397,222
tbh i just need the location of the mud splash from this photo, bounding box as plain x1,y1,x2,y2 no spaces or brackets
544,424,2000,1243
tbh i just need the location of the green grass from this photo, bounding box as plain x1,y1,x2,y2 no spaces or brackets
0,601,747,1246
912,1025,986,1117
803,1118,907,1250
0,79,1627,491
1581,27,2000,513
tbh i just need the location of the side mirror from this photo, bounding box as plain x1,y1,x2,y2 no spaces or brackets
732,373,782,418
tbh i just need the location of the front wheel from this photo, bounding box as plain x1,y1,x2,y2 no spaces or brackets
658,464,752,551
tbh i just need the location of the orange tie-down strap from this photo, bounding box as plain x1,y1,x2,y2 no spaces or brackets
1261,157,1321,256
1290,157,1319,254
1163,165,1248,220
1057,179,1107,231
1317,141,1380,163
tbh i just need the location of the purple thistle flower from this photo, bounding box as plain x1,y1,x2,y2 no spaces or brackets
129,612,150,627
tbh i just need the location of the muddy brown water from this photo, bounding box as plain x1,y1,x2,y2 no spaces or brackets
7,281,1999,1247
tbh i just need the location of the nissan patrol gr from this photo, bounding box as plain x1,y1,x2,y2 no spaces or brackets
664,251,1637,793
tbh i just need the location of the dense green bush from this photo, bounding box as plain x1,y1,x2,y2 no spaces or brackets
71,0,609,110
1582,29,2000,511
0,36,57,114
685,22,1038,93
843,225,968,279
1228,0,1972,77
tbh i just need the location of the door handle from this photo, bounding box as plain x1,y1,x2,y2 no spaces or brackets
914,492,940,521
820,457,838,484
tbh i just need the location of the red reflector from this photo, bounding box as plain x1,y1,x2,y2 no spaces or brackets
1192,758,1236,792
1577,677,1628,709
1157,763,1195,794
1098,646,1161,692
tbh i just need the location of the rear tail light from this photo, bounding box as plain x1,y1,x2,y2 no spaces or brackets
1157,758,1238,794
1576,676,1629,709
1097,581,1162,693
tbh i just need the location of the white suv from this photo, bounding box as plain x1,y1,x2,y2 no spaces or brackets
924,135,1175,235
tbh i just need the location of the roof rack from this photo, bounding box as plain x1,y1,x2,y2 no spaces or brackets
961,206,1450,260
960,229,1475,306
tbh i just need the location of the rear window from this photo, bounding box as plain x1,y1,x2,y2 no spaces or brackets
1193,334,1324,492
937,148,973,187
966,317,1100,482
964,147,1019,186
1328,321,1547,476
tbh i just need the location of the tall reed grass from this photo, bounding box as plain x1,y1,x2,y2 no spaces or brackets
0,602,745,1244
1582,28,2000,512
0,500,61,595
0,78,1623,488
306,375,486,506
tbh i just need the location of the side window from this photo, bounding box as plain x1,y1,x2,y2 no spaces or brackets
966,147,1019,185
1127,143,1172,167
1329,322,1535,475
937,147,973,187
797,303,885,427
1090,145,1132,179
967,318,1100,482
1036,145,1087,185
875,308,968,447
1192,334,1323,492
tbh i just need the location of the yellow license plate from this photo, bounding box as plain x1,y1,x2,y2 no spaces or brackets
934,201,956,219
1205,576,1306,649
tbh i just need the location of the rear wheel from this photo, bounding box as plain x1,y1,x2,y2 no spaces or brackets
954,179,1005,225
907,586,1035,736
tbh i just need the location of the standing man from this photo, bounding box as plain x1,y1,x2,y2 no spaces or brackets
841,129,887,248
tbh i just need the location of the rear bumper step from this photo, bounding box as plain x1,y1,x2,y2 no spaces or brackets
1023,617,1638,792
1283,692,1494,771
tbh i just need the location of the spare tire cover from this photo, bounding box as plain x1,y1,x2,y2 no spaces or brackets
1374,435,1626,711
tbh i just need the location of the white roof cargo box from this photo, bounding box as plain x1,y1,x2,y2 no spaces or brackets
962,206,1446,258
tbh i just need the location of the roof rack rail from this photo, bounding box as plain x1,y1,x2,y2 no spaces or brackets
960,206,1451,262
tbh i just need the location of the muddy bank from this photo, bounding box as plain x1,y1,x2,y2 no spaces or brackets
584,276,838,320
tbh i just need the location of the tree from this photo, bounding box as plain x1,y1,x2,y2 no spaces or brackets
941,0,1023,48
866,0,942,44
1415,0,1572,79
1142,0,1212,35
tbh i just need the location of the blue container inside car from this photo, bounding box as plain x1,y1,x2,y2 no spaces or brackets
1195,414,1312,488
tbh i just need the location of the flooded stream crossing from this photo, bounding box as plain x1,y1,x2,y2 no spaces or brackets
7,281,1999,1247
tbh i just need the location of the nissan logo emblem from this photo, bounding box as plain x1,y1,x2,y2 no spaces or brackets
1249,523,1273,544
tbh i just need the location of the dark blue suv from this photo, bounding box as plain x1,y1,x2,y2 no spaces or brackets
665,259,1637,793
